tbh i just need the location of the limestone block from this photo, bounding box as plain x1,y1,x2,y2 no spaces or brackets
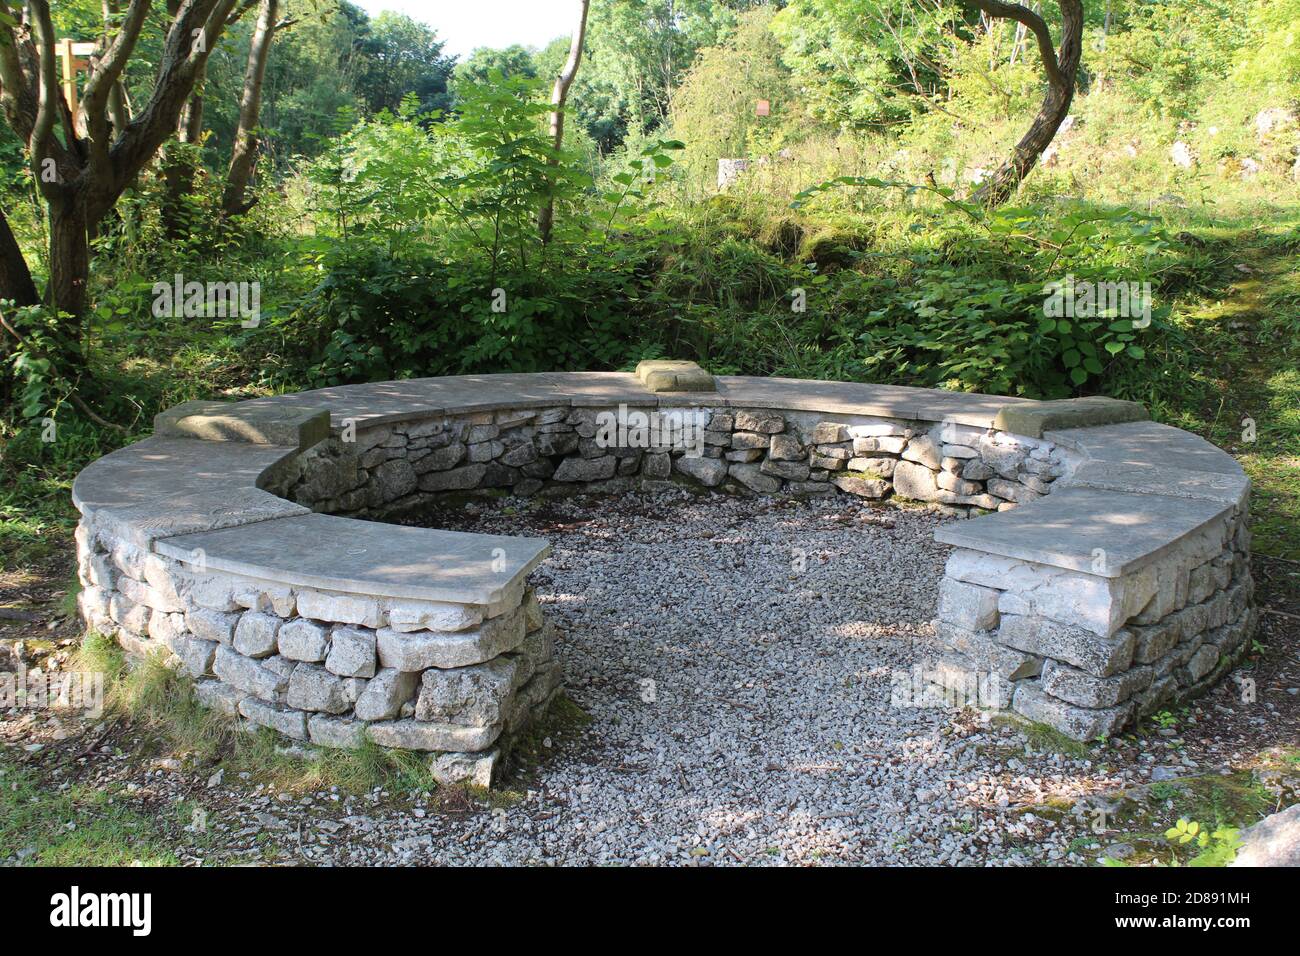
937,471,981,496
995,569,1130,638
430,750,499,788
189,574,241,612
178,638,218,678
997,615,1135,677
187,607,239,645
371,458,417,501
353,668,420,721
233,612,281,659
232,582,295,617
901,435,942,470
987,478,1042,503
811,422,848,444
937,578,1000,631
523,589,544,633
325,626,377,678
1178,644,1220,685
1131,617,1182,664
1134,675,1178,716
194,678,245,717
733,410,784,434
418,463,487,492
296,590,383,629
415,656,522,727
366,719,501,753
730,463,782,494
768,434,805,460
1012,684,1134,740
109,593,151,634
277,618,330,661
386,600,484,634
1041,659,1153,708
759,459,809,482
377,608,526,671
500,443,538,467
848,421,910,439
894,460,956,503
934,622,1040,680
730,432,770,450
286,662,351,714
213,646,289,702
846,457,896,477
674,456,728,486
308,715,368,749
554,456,616,482
238,698,308,739
148,609,188,644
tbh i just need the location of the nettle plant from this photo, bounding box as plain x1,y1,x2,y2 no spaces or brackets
793,177,1174,398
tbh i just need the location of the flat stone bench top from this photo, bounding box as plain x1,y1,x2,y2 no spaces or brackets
154,513,549,606
933,487,1231,577
230,372,1036,430
71,436,309,549
73,372,1248,596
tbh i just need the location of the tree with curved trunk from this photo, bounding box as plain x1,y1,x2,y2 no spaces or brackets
968,0,1084,206
0,0,241,364
538,0,590,244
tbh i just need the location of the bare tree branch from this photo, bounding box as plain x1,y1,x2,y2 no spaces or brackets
539,0,590,244
28,1,62,202
81,0,150,133
969,0,1061,87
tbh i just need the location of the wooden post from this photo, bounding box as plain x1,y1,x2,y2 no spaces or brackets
59,38,77,114
57,40,96,115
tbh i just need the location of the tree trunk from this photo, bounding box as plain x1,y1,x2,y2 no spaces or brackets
223,0,278,218
161,72,206,239
0,208,38,306
538,0,590,244
971,1,1084,206
47,194,90,365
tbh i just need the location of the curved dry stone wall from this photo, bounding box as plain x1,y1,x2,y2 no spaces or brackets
72,371,1256,784
277,405,1065,517
76,527,559,787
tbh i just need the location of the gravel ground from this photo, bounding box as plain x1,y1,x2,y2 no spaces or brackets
4,489,1297,866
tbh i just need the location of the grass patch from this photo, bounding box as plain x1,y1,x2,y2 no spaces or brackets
71,631,439,796
0,759,183,866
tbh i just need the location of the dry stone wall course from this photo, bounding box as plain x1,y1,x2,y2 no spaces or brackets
73,374,1256,769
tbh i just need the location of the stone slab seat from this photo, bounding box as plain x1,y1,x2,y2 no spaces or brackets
155,512,549,606
936,417,1248,576
240,371,1044,431
934,486,1233,577
71,436,309,549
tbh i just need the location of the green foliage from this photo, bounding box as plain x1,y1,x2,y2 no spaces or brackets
771,0,962,129
789,177,1173,396
668,7,796,187
1164,818,1244,867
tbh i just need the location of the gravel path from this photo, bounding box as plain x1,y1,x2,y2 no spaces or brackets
8,489,1294,867
387,489,1106,865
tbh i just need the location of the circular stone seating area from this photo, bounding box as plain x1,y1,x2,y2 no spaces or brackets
72,366,1256,785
